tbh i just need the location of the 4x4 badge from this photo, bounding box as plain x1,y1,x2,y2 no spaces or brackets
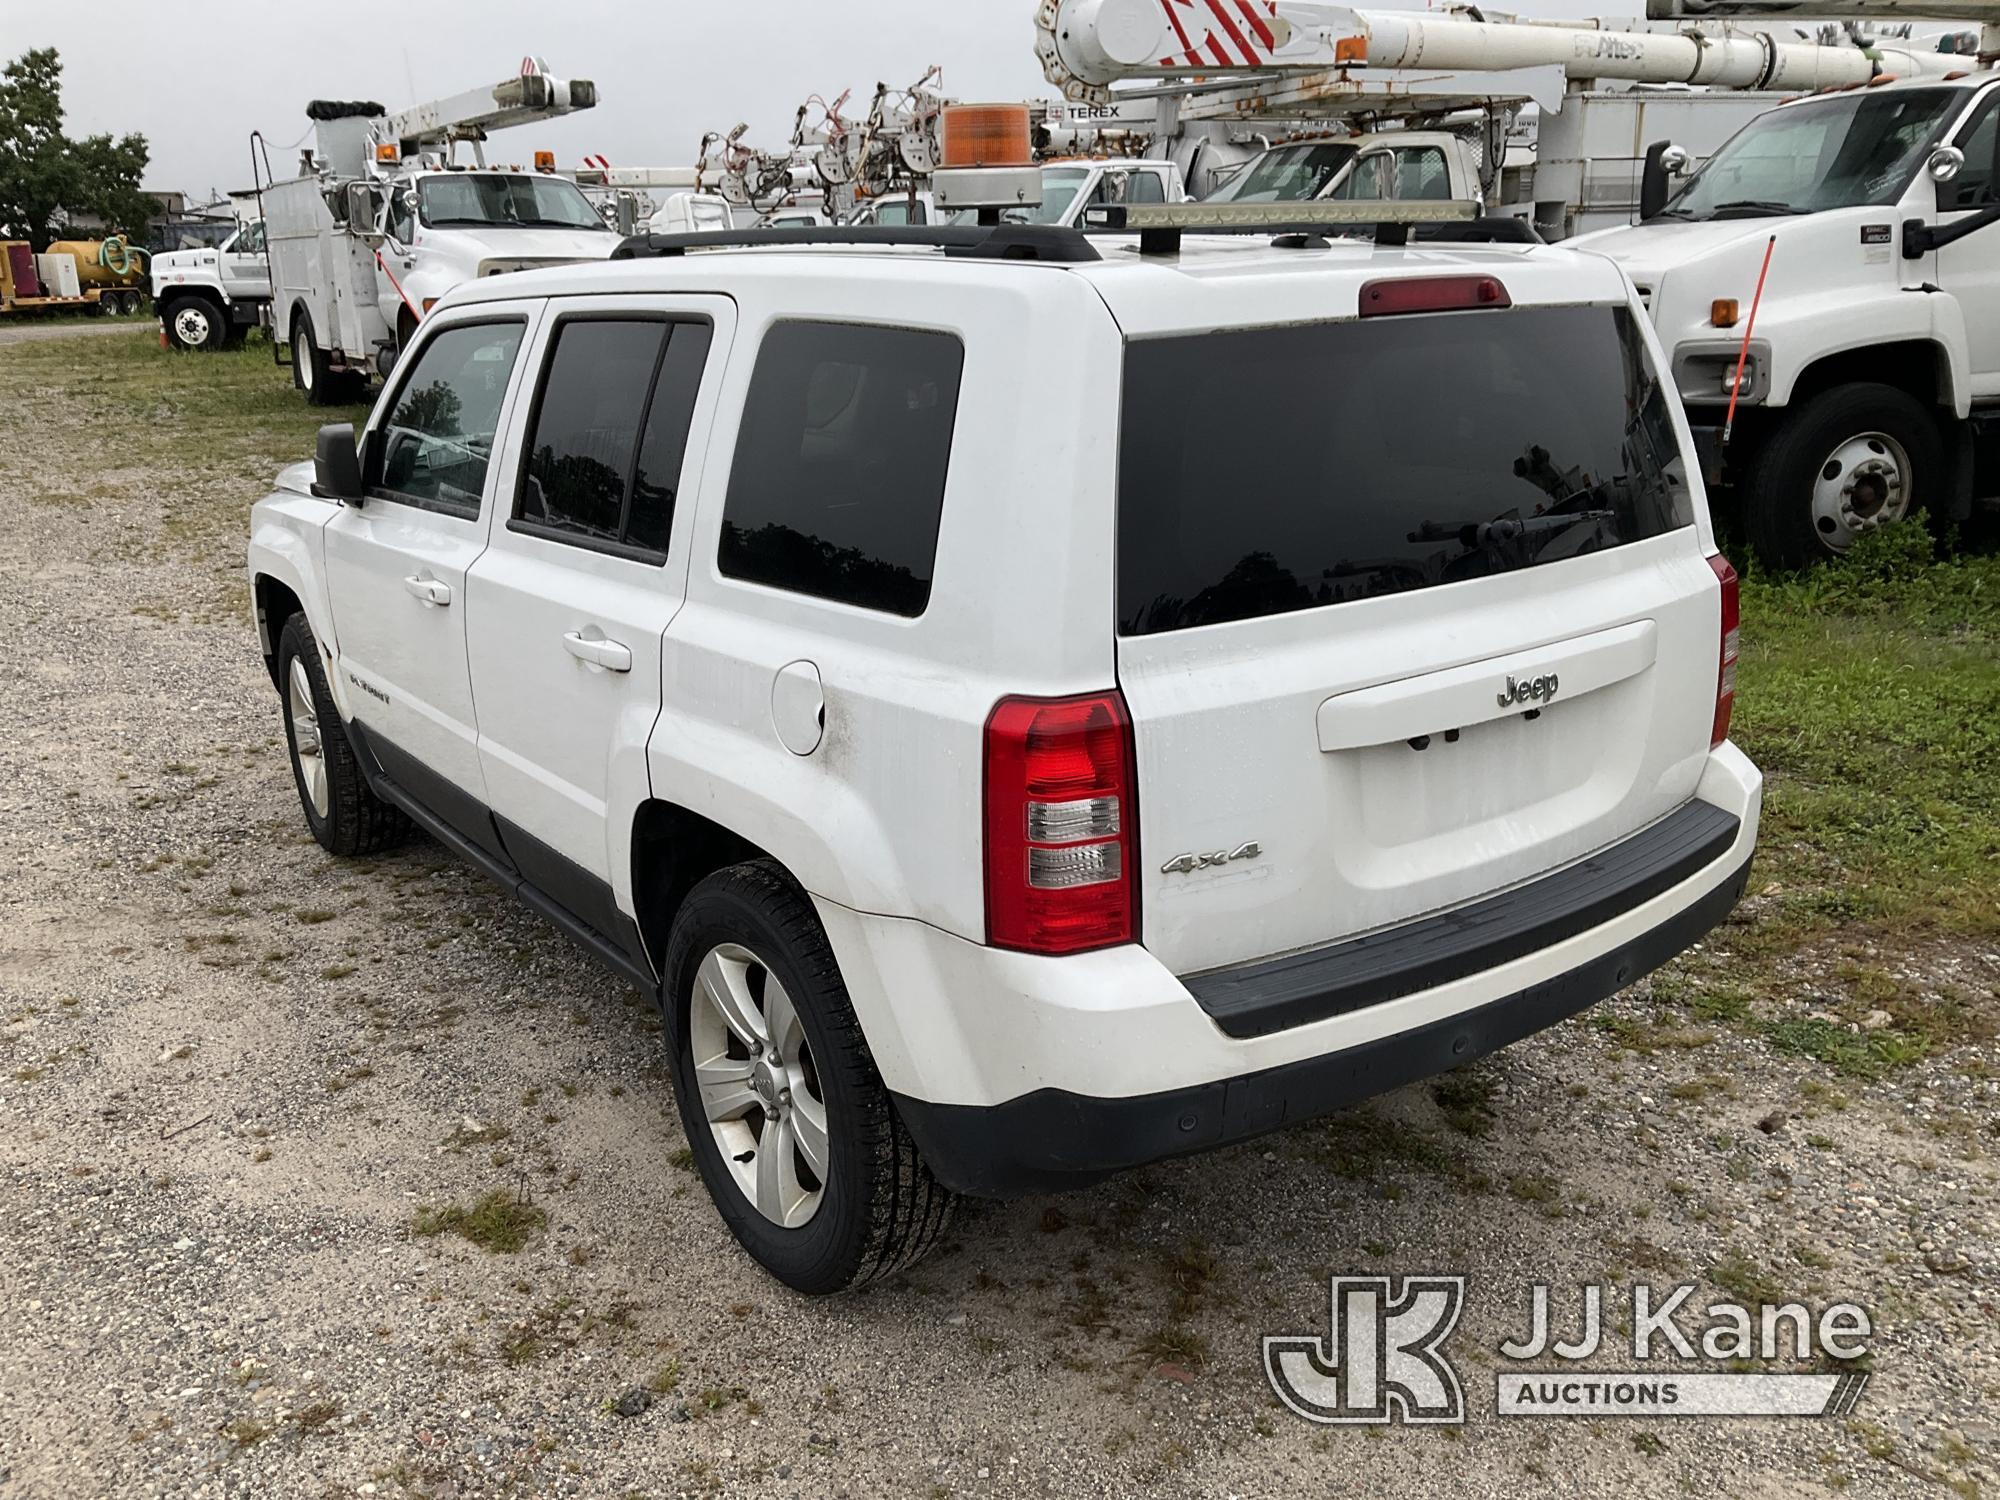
1161,842,1262,876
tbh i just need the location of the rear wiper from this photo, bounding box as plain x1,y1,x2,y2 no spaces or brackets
1408,511,1617,549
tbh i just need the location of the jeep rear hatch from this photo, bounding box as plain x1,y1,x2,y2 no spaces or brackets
1114,293,1725,980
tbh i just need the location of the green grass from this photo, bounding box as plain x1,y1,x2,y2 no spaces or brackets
0,330,368,616
1728,523,2000,950
410,1189,546,1253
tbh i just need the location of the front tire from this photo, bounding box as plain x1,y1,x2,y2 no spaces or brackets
162,296,227,351
664,861,953,1294
275,613,411,857
1742,382,1940,568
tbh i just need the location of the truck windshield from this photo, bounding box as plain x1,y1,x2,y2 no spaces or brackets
1205,143,1358,203
418,174,608,231
1661,87,1961,220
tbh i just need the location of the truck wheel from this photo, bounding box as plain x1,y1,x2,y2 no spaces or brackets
663,860,954,1295
1742,382,1940,568
291,312,341,407
162,297,227,351
275,613,412,857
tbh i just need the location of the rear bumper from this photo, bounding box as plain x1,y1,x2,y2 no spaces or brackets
894,856,1748,1196
814,743,1761,1197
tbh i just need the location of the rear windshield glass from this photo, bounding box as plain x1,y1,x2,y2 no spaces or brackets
1117,305,1690,635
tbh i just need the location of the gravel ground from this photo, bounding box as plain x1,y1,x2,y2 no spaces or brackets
1,327,1996,1499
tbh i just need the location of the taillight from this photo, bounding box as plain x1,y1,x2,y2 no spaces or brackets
1357,275,1511,317
1708,553,1739,748
983,691,1137,955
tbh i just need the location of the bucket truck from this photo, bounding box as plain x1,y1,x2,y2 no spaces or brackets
260,59,615,404
1036,2,1958,235
1039,0,1999,564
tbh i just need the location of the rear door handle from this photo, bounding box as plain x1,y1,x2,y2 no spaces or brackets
563,630,632,673
403,574,452,607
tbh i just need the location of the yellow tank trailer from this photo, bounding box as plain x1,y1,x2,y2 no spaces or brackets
0,238,150,318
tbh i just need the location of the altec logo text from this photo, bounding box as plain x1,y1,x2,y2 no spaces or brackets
1265,1277,1874,1425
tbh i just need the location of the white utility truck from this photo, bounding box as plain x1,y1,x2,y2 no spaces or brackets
261,62,615,404
1567,0,2000,563
1038,1,1963,240
151,216,269,350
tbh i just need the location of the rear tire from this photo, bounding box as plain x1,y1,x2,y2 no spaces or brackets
162,296,227,351
275,613,412,857
663,860,954,1294
1742,382,1940,569
291,312,341,407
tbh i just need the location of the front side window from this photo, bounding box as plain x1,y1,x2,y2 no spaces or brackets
1117,305,1690,635
1662,88,1961,219
418,173,608,231
719,321,963,617
1206,143,1357,203
370,321,526,515
1946,94,2000,210
1330,153,1392,201
1395,147,1451,200
234,221,266,254
516,317,713,555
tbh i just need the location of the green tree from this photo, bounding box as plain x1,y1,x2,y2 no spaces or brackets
0,48,152,250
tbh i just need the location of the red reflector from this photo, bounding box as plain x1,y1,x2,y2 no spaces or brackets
1357,275,1512,317
1708,553,1740,749
984,691,1137,956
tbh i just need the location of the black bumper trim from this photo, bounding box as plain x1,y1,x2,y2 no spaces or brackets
1185,801,1742,1039
894,854,1750,1198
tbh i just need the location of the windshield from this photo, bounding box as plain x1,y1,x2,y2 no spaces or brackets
417,174,608,231
1662,88,1961,220
1206,143,1359,203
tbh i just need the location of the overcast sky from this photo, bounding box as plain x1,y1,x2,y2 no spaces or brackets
21,0,1615,202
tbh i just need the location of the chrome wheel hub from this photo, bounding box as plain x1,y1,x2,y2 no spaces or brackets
1810,431,1913,552
286,658,329,819
689,943,829,1229
173,307,210,346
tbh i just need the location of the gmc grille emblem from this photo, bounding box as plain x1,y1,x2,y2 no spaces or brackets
1498,673,1559,709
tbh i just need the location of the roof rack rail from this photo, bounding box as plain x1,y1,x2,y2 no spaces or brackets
611,223,1102,264
1081,199,1481,254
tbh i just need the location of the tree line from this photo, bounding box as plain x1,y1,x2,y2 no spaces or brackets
0,48,153,250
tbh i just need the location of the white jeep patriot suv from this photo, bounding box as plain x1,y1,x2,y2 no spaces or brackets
246,214,1762,1293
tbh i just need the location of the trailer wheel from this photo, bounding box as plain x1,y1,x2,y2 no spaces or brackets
1743,383,1940,569
162,296,227,351
291,312,340,407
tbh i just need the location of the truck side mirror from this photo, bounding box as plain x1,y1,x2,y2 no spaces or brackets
614,191,641,236
346,183,385,244
1928,145,1966,183
1639,141,1690,221
314,423,365,503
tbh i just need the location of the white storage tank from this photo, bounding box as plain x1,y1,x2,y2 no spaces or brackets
34,252,81,299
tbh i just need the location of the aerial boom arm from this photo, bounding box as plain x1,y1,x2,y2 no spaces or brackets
1039,0,1964,99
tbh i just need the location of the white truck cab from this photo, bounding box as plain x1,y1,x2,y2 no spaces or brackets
247,209,1759,1293
151,219,269,351
1576,73,2000,564
1205,130,1475,206
946,159,1186,226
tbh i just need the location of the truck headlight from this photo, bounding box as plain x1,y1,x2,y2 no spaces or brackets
1673,345,1767,406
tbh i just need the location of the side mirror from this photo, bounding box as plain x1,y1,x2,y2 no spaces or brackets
1639,140,1690,221
1929,144,1966,183
346,182,384,243
314,423,365,502
614,191,641,236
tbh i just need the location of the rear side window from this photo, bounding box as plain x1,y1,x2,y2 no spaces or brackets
516,317,713,557
1117,305,1690,635
719,321,963,617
